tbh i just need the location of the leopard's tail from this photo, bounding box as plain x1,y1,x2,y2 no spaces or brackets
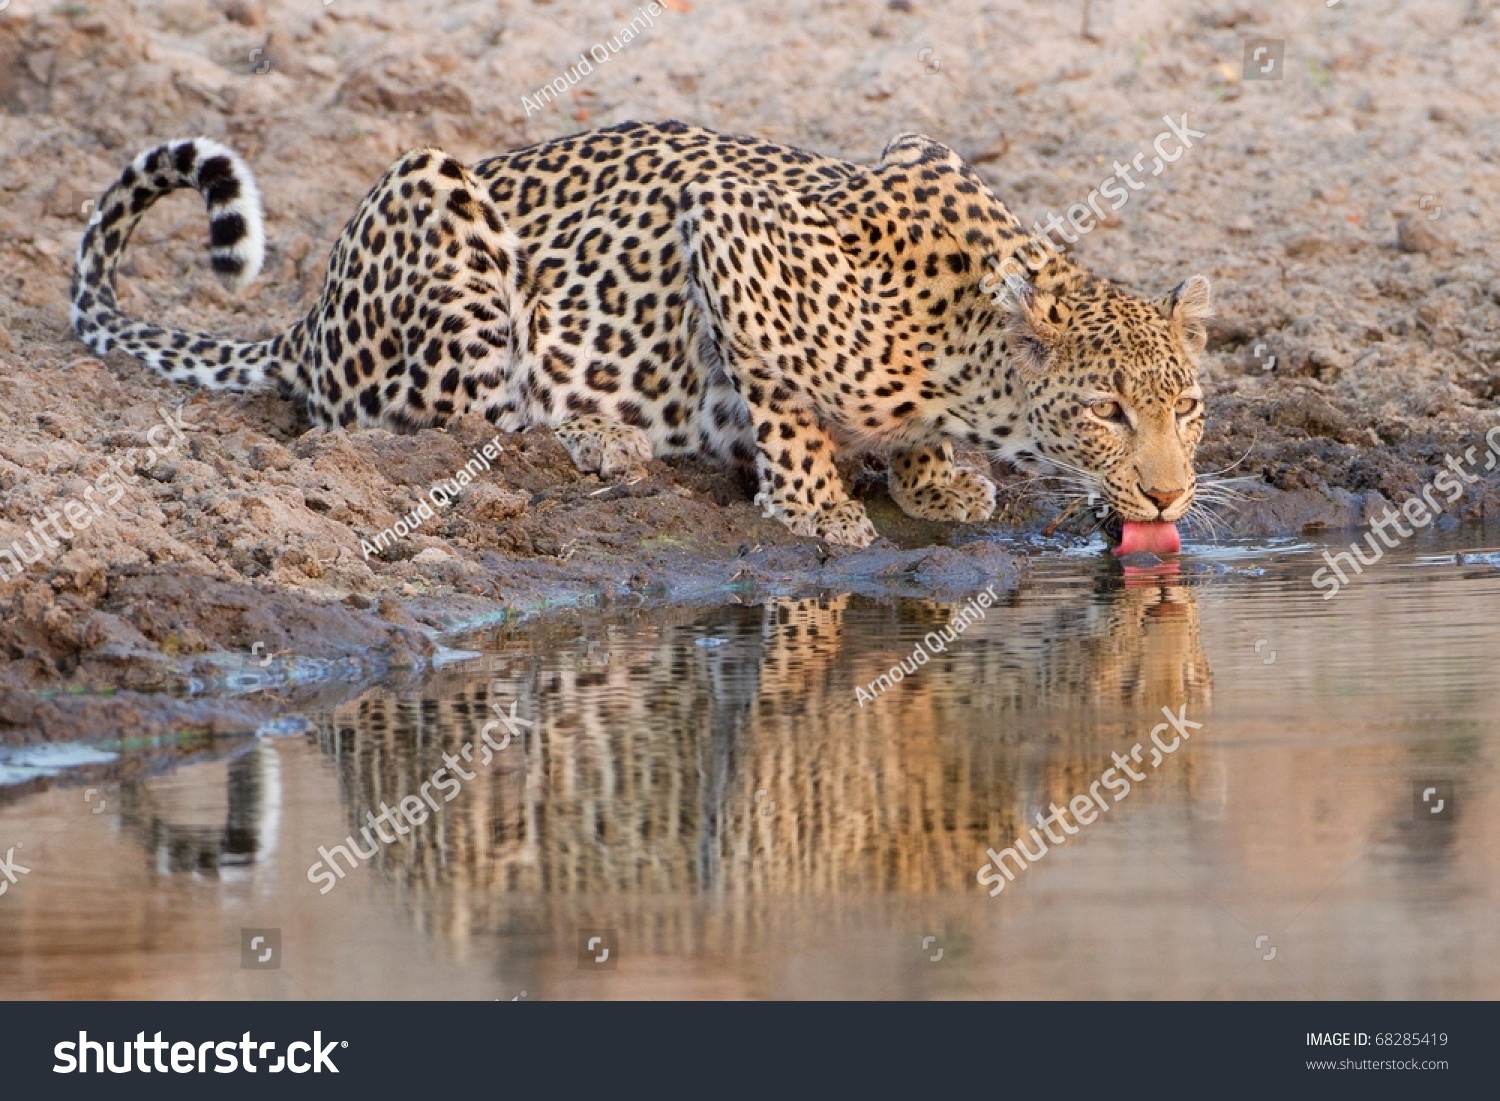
69,137,308,394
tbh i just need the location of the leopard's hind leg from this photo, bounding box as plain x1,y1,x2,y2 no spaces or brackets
299,148,535,430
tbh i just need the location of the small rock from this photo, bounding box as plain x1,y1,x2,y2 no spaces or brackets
1465,376,1500,401
376,596,423,629
158,0,221,34
248,442,294,471
466,483,529,522
0,687,40,726
302,55,339,80
25,49,56,86
1395,215,1447,255
1283,234,1332,259
222,0,267,27
18,279,63,310
1267,392,1352,440
336,63,473,115
43,179,93,220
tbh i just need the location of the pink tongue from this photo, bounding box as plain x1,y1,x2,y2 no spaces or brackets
1113,521,1181,557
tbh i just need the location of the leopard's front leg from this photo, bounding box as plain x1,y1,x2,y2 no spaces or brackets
738,377,878,548
889,443,997,522
554,413,654,480
680,181,879,548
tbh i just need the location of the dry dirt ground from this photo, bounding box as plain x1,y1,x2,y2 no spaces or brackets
1,0,1498,736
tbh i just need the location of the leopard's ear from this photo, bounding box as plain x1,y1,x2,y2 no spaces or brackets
1158,275,1212,355
1000,275,1065,375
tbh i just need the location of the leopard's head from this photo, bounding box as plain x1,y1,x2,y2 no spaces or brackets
988,274,1211,528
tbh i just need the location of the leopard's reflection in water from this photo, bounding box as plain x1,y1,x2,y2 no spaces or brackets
311,581,1214,965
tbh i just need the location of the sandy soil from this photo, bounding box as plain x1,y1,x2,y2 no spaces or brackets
1,0,1498,732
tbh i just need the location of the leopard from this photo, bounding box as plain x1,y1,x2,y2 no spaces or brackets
69,120,1212,549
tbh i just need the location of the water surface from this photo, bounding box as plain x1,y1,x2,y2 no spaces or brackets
3,527,1498,1000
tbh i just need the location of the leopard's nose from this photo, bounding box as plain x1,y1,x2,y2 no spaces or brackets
1140,485,1184,511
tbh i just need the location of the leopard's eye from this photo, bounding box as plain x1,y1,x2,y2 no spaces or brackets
1089,399,1124,422
1174,396,1201,417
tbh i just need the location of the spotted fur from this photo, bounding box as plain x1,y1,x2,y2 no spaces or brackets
70,121,1211,547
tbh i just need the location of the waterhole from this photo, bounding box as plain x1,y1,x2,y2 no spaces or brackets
3,528,1496,999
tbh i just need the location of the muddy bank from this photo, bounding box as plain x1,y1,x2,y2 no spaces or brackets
0,479,1040,743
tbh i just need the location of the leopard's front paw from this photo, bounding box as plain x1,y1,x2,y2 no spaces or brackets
895,466,997,522
758,495,879,548
554,415,655,480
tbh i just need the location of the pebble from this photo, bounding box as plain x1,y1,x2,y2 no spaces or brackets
1395,214,1447,255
